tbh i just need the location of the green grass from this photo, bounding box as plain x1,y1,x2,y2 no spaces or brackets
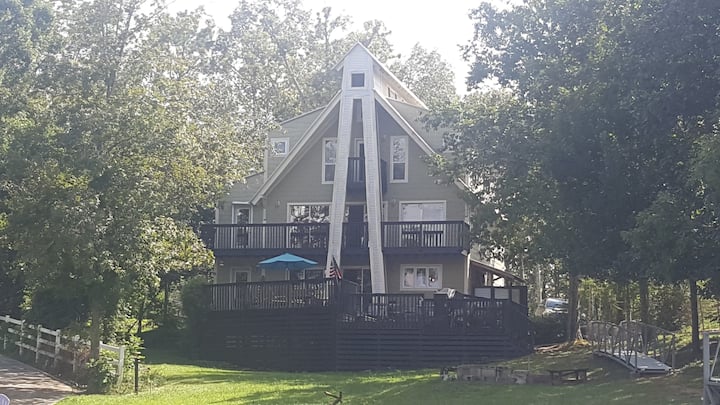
59,346,704,404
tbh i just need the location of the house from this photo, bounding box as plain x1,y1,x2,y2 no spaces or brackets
199,44,530,371
204,43,524,301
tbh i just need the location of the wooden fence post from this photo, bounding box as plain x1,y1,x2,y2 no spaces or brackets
117,345,126,383
18,320,24,356
71,335,79,374
2,315,7,351
35,325,42,363
54,330,62,368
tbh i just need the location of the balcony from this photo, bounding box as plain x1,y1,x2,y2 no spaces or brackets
347,157,387,193
201,223,329,257
201,221,469,256
382,221,469,254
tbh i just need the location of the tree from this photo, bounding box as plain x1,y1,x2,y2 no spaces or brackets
390,44,458,108
3,0,263,357
437,0,720,341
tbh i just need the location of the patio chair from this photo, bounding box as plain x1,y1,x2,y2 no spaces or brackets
0,393,10,405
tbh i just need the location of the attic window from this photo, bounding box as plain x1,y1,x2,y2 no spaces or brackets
270,138,289,156
351,73,365,88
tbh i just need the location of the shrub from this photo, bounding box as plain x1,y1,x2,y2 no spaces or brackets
180,276,211,349
532,314,567,345
84,353,118,393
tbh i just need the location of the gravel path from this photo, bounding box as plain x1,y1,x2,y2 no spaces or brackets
0,354,75,404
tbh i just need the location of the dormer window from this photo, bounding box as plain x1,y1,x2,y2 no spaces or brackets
351,73,365,88
270,138,289,157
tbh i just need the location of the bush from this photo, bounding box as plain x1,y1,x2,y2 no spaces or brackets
84,353,118,393
180,276,211,349
532,314,567,345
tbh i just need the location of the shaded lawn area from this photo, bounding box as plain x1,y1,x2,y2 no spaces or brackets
59,346,703,404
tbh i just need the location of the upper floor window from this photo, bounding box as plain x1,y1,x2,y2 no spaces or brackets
289,203,330,223
233,206,250,224
400,201,446,221
391,136,408,182
323,138,337,183
351,73,365,88
270,138,289,157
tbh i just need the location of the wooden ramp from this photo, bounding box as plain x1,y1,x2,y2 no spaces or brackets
587,321,675,374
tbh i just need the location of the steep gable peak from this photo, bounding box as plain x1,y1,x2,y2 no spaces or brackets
334,43,428,110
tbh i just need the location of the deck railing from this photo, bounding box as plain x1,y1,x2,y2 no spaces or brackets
382,221,469,251
201,220,469,254
347,158,387,192
201,223,330,253
208,278,343,311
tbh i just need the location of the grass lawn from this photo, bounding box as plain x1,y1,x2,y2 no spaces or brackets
59,345,704,404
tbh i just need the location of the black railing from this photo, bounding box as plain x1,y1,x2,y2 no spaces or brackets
208,279,340,311
347,158,387,192
382,221,469,251
201,223,329,254
342,222,369,251
337,292,527,336
201,221,470,255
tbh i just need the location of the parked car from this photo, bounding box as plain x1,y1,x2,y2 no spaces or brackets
535,298,568,317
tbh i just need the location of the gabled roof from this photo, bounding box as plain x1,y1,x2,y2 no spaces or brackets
335,43,428,110
250,93,341,205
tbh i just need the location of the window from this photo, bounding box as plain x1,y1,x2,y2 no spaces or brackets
391,136,408,182
351,73,365,88
234,269,251,283
233,206,250,224
323,138,337,183
401,265,442,290
270,138,289,156
288,268,324,281
288,204,330,223
352,99,363,123
400,202,446,221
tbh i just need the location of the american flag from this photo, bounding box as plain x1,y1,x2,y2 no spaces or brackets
328,256,342,280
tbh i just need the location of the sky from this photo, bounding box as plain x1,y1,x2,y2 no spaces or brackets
169,0,510,93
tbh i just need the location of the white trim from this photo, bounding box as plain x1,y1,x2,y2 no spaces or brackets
400,264,443,291
321,137,337,184
398,200,447,221
348,71,368,89
251,93,341,204
389,135,409,183
232,205,251,224
269,137,289,157
354,138,365,157
333,43,427,110
286,202,331,222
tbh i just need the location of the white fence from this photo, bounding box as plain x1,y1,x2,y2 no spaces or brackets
0,315,126,380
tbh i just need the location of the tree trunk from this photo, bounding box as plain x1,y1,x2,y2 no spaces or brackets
163,280,170,324
89,301,103,360
566,273,580,342
615,283,624,324
136,298,145,336
639,277,650,324
689,278,701,356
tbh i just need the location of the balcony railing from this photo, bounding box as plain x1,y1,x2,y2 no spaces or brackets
201,223,329,256
347,157,387,193
201,221,469,256
382,221,469,253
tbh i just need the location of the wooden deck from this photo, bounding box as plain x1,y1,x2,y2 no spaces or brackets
201,280,532,371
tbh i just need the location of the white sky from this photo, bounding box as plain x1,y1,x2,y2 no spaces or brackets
169,0,510,93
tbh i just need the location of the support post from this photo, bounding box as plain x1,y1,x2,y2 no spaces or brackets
18,321,24,356
71,335,80,374
118,345,126,384
704,332,711,405
54,330,62,368
35,325,42,363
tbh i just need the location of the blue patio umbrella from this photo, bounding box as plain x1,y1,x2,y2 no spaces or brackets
257,252,318,271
